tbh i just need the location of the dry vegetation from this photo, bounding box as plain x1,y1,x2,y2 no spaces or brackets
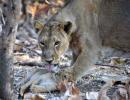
12,0,130,99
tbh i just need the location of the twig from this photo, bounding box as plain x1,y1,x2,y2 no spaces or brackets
45,0,51,5
95,63,122,69
25,46,41,56
95,63,128,75
0,8,5,25
14,61,43,67
15,43,41,56
23,23,38,39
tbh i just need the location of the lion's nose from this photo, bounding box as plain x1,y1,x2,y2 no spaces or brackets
45,59,53,64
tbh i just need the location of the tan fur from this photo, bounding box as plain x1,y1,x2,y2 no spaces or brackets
54,0,102,80
38,21,71,65
20,0,130,96
20,68,74,96
20,72,57,96
54,0,130,80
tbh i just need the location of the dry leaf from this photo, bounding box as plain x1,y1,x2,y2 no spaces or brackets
58,80,82,100
56,0,64,6
71,84,80,95
24,93,45,100
30,95,45,100
57,80,67,92
27,3,38,18
27,2,48,18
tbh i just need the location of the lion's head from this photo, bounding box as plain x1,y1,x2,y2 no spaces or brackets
38,21,73,68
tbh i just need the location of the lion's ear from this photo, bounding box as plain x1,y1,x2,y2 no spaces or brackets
64,21,73,35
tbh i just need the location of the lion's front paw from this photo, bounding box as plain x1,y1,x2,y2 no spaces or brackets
30,84,39,93
20,86,26,96
30,84,46,93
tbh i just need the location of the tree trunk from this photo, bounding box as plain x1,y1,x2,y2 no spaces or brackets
0,0,18,99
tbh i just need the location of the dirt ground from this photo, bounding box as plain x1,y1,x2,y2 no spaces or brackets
13,16,130,100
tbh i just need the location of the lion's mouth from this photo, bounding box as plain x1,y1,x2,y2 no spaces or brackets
45,64,60,73
44,50,73,73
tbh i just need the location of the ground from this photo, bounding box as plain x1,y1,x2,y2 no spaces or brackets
13,27,130,99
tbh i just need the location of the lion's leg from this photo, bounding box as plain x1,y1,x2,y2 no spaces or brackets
30,85,47,93
20,80,34,96
30,84,56,93
29,73,58,93
73,47,98,81
20,73,41,96
30,79,57,93
61,50,90,82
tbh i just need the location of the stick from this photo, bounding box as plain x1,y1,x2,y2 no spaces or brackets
14,61,44,67
95,63,122,69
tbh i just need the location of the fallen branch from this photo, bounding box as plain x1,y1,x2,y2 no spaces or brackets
95,63,122,69
95,63,129,75
14,61,44,67
14,43,41,56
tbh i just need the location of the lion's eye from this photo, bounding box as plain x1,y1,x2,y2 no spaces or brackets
40,41,45,47
55,41,60,46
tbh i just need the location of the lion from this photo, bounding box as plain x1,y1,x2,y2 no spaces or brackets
20,19,82,95
20,0,130,97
